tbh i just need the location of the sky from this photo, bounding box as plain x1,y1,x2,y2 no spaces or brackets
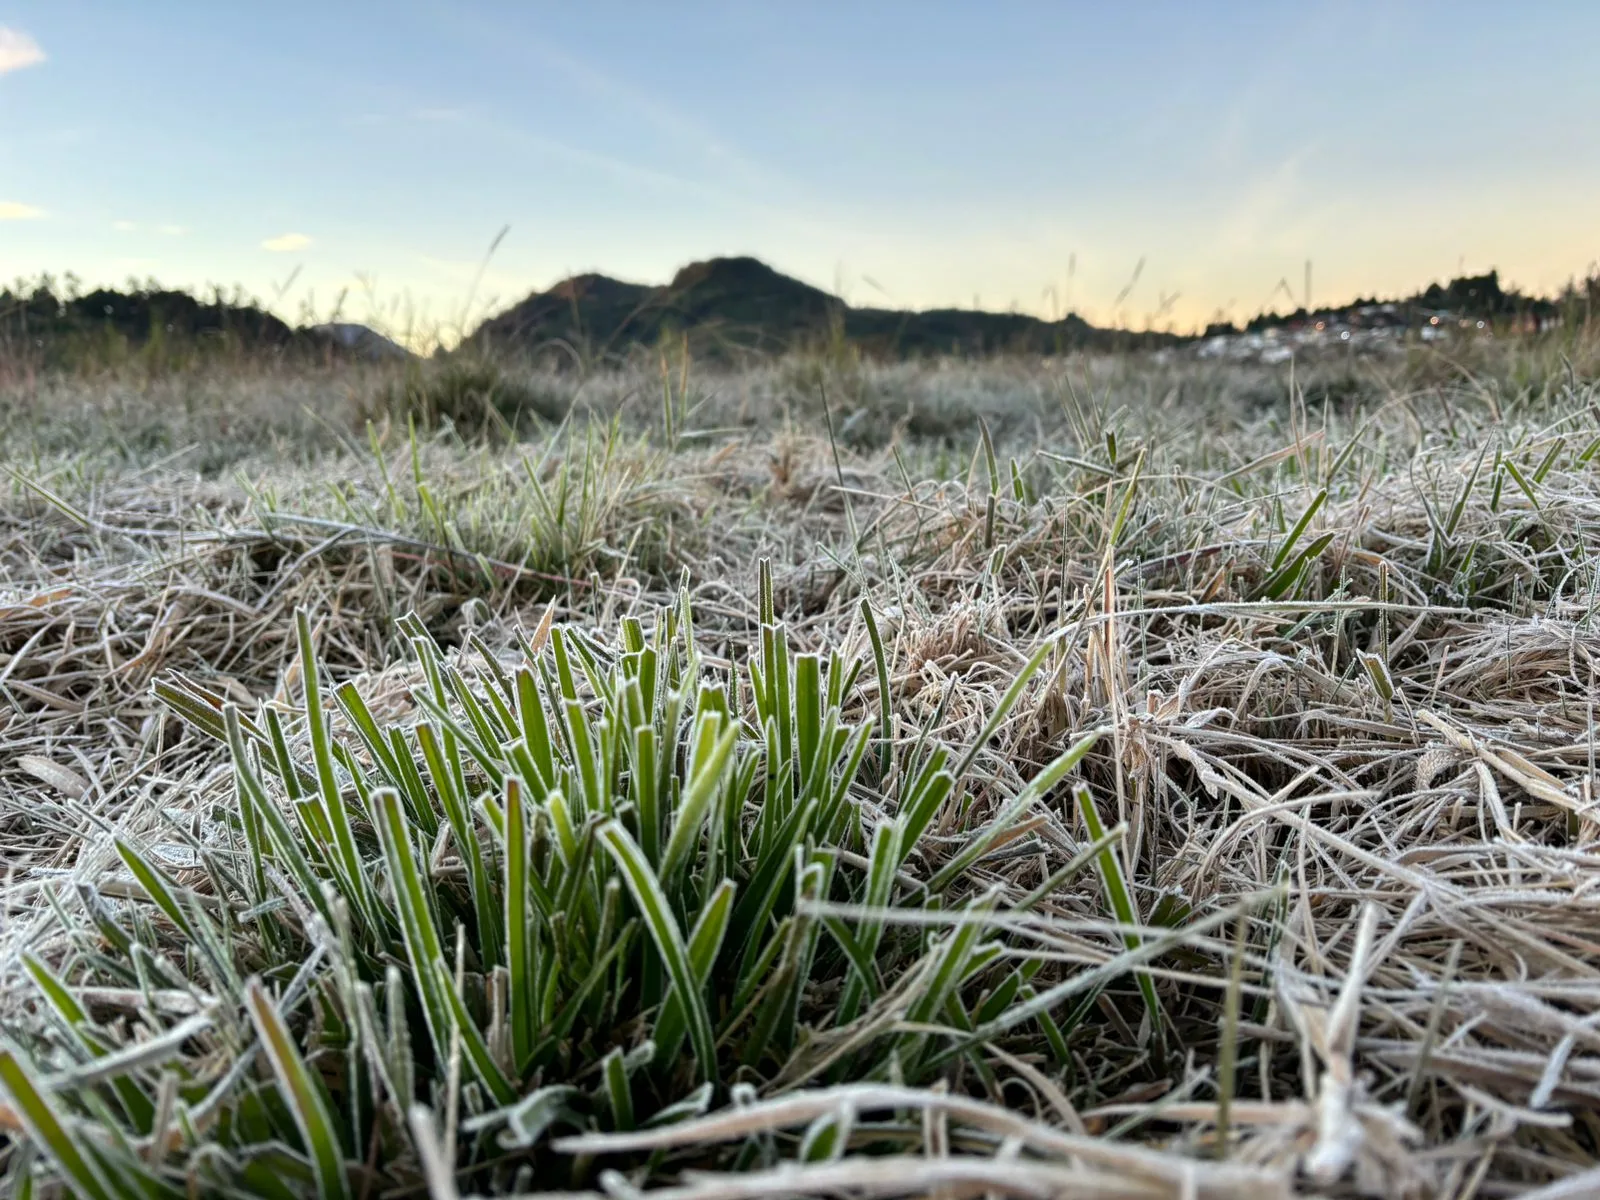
2,1,1599,341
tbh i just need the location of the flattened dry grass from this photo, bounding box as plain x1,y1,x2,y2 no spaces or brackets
1,339,1598,1199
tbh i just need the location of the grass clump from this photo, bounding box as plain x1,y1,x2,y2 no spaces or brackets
368,357,572,441
0,566,1129,1196
238,416,701,631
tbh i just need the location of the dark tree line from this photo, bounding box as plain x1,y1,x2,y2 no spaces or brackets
1208,269,1584,337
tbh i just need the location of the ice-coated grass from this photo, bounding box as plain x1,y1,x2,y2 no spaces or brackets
2,334,1599,1197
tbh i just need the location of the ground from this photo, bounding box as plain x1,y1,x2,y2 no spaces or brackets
0,337,1597,1199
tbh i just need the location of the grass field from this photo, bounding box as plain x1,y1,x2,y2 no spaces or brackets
2,334,1599,1199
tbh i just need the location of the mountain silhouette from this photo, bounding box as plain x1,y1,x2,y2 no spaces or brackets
466,255,1171,362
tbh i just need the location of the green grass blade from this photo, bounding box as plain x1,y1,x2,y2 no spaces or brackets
0,1047,123,1200
1504,456,1542,512
859,600,893,780
927,729,1101,893
371,788,512,1103
504,775,537,1071
949,639,1055,784
655,878,736,1066
1257,531,1335,601
225,706,334,928
657,709,738,891
295,609,373,924
1076,784,1166,1056
601,1046,635,1131
597,820,718,1084
244,978,352,1200
1270,487,1327,571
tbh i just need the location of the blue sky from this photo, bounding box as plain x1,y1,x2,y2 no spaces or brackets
3,2,1598,339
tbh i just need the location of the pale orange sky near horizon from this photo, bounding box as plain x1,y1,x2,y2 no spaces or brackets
3,2,1598,342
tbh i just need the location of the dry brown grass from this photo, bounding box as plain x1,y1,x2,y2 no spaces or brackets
1,336,1598,1198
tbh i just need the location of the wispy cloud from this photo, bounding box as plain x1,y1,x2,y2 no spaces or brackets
115,219,188,236
424,106,843,246
262,232,312,252
518,38,762,182
427,11,813,218
0,27,45,76
1216,143,1324,253
1207,8,1339,170
0,201,45,220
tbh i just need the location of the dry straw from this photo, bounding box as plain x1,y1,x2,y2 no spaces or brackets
1,335,1598,1197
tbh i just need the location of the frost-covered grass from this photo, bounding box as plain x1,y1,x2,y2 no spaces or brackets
2,337,1599,1198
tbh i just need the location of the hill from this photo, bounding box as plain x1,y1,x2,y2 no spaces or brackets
0,281,410,369
8,263,1594,376
310,321,413,361
465,255,1173,362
